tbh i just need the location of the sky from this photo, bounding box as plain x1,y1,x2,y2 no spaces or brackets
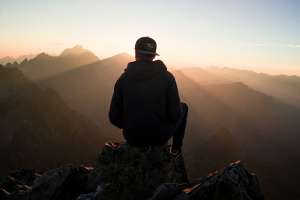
0,0,299,75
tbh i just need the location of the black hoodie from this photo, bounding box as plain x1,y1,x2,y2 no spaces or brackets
109,60,182,147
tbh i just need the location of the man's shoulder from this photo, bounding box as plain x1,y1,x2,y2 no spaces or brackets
161,70,176,80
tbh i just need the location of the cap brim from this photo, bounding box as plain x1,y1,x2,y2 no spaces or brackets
137,50,160,56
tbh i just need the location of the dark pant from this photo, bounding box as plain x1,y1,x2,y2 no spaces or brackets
170,102,188,150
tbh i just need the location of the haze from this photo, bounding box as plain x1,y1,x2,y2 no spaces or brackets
0,0,299,75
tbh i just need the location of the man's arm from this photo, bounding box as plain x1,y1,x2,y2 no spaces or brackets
166,74,182,123
109,79,123,129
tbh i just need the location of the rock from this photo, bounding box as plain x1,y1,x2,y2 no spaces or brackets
76,192,95,200
149,160,264,200
76,185,105,200
31,164,92,200
0,188,10,200
0,168,42,200
8,168,43,186
87,141,118,191
0,142,265,200
97,141,188,200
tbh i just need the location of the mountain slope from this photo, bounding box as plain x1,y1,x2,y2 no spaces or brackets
185,127,300,200
0,54,38,65
0,56,15,66
101,52,134,80
0,66,113,179
5,49,300,164
205,66,300,109
14,51,100,82
171,69,300,162
180,67,232,85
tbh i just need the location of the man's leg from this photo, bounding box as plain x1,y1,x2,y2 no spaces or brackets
171,102,188,152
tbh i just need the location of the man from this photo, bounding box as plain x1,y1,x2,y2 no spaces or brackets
109,36,188,156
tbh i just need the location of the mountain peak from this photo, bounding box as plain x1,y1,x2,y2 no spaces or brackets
60,45,90,57
206,65,219,69
198,127,241,160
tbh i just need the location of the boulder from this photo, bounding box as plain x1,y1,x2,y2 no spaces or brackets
31,164,92,200
87,141,118,191
95,141,188,200
0,142,264,200
0,168,42,200
149,160,264,200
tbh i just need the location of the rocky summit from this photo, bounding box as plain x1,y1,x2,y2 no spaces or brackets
0,141,264,200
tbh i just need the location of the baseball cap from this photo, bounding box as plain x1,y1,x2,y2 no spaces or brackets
135,37,160,56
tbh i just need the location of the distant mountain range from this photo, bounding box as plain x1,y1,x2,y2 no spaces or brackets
0,65,114,179
171,70,300,162
204,66,300,110
60,45,90,57
0,53,59,66
1,45,300,199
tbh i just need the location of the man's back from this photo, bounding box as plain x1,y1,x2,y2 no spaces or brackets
109,60,182,147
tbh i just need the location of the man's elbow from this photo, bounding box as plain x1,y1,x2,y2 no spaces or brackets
109,113,123,129
168,113,182,124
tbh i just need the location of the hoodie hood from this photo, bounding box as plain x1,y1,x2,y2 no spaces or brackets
124,60,167,81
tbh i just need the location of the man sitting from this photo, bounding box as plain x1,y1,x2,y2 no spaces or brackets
109,37,188,156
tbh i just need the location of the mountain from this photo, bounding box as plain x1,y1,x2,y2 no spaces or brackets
0,65,113,179
0,54,38,65
4,47,300,166
180,67,233,85
0,56,15,66
205,66,300,110
11,48,300,162
12,50,124,140
60,45,90,57
14,51,100,82
171,69,300,163
101,52,134,80
185,127,300,200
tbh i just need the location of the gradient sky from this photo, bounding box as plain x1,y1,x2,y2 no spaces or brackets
0,0,299,75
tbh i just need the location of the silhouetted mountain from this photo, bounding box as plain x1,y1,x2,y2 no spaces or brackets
60,45,90,57
171,70,300,163
185,127,300,200
205,66,300,109
180,67,232,85
0,56,15,66
0,54,38,66
15,51,100,82
15,54,38,63
101,52,134,80
0,66,113,179
13,49,123,140
11,49,300,163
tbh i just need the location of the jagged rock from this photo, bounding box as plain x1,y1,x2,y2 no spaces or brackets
0,142,264,200
0,168,42,200
149,160,264,200
8,168,43,186
95,141,188,200
31,164,92,200
87,141,119,191
76,185,104,200
0,188,10,200
31,164,75,200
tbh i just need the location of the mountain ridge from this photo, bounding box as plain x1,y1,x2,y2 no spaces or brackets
0,66,114,179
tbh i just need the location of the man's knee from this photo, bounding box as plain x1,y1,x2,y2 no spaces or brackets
181,102,188,114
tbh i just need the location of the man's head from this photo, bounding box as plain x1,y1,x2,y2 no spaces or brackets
135,37,159,61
